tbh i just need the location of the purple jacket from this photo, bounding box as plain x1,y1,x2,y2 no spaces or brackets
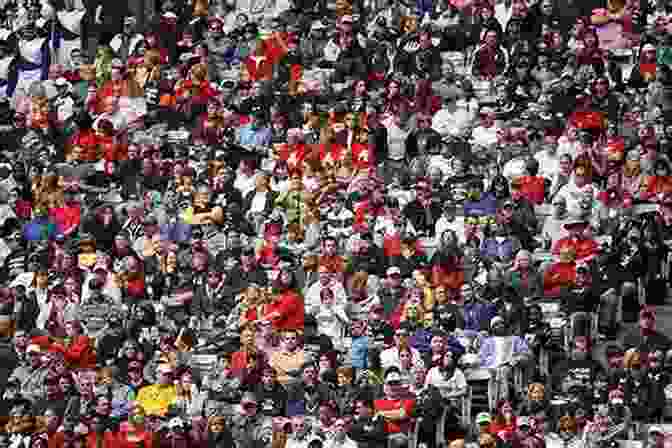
479,335,530,369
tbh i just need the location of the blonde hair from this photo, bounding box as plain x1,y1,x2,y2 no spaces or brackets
480,433,497,448
527,383,545,400
350,271,369,291
558,415,577,433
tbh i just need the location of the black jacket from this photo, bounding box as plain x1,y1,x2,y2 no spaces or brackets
254,383,288,417
349,416,388,448
403,199,443,236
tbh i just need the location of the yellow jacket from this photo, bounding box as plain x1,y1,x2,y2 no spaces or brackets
135,384,177,416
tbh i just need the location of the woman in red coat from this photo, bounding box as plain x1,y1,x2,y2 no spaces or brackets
488,400,518,436
264,267,304,332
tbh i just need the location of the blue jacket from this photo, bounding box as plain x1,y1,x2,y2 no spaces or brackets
23,217,63,241
351,335,369,369
463,301,498,332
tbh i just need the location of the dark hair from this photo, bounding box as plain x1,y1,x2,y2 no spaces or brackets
384,366,402,379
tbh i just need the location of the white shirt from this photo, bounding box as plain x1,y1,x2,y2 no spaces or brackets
502,157,527,180
387,124,411,161
271,178,290,194
435,215,466,245
386,187,414,210
492,336,515,368
556,179,601,218
557,137,579,159
250,191,267,214
425,366,468,398
305,280,348,311
55,95,75,123
534,149,560,180
324,436,359,448
432,107,457,137
541,216,569,245
471,125,500,148
234,171,259,197
314,303,349,345
428,154,454,178
323,38,341,62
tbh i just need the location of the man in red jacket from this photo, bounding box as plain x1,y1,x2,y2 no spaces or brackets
374,367,417,448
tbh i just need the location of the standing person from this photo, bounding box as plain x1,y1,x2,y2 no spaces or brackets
88,0,131,60
53,0,88,68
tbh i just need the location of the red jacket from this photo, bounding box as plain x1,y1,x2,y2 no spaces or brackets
85,431,119,448
266,290,304,331
32,335,96,369
543,262,576,297
518,176,545,205
374,399,416,434
552,237,598,263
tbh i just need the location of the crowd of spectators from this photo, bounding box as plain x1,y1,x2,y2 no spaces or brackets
2,0,672,446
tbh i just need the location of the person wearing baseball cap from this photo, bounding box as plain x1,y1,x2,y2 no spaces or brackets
475,412,492,434
374,367,416,448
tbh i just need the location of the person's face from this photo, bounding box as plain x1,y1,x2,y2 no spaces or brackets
241,328,254,346
419,32,431,47
110,65,123,82
65,321,78,337
501,402,513,414
594,79,609,97
641,314,656,331
95,398,111,416
35,272,49,289
355,401,372,418
292,416,306,436
584,33,596,48
481,7,492,19
261,370,275,387
399,350,411,368
323,238,338,256
387,271,402,288
354,80,367,96
429,168,443,185
492,321,506,336
573,338,589,359
388,82,400,97
517,254,530,269
115,236,129,250
193,253,207,271
104,96,119,114
157,368,173,385
303,366,317,383
283,332,298,351
649,431,664,447
207,271,222,287
485,31,497,46
59,376,74,394
442,350,456,370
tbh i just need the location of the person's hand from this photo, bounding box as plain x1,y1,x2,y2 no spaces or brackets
403,41,420,53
